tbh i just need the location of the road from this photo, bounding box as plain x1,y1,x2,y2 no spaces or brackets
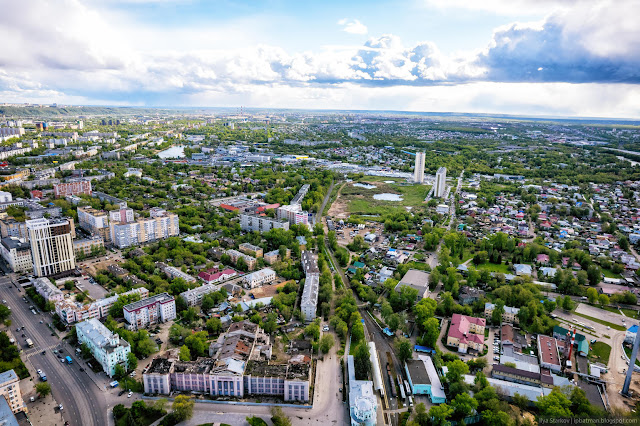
0,275,108,426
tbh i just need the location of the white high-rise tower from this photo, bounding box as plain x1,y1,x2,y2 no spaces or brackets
414,152,426,183
435,167,447,198
27,218,76,277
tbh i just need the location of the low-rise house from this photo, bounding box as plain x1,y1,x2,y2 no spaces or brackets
242,268,276,289
447,314,485,354
485,303,520,324
459,286,485,305
394,269,429,300
404,355,446,404
513,264,532,276
537,335,562,372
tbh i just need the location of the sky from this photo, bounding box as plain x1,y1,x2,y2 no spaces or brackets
1,0,639,118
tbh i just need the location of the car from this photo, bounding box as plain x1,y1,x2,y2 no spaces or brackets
21,326,25,330
59,404,63,411
591,339,597,344
21,333,25,337
118,390,126,396
60,358,65,363
2,300,5,304
36,369,42,375
127,392,133,398
41,351,46,355
59,349,64,353
607,326,611,330
130,372,136,377
79,368,84,372
493,356,500,361
15,328,19,332
323,326,329,332
39,320,43,324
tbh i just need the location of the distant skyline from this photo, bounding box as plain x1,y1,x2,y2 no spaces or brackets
1,0,639,118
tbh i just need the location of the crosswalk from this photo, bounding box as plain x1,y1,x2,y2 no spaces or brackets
24,343,63,359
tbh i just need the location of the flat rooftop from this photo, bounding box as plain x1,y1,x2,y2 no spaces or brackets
123,293,174,312
146,357,173,375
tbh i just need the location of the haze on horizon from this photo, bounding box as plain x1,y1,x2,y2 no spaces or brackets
1,0,639,118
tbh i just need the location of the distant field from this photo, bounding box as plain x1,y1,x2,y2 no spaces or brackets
342,180,431,215
476,262,510,274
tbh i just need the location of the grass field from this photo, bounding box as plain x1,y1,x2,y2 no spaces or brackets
600,305,640,319
343,181,431,215
476,262,510,274
602,268,623,279
624,346,640,367
589,341,611,364
574,312,627,331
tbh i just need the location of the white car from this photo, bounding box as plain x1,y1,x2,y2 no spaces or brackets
59,404,63,411
322,326,329,332
36,369,42,375
127,391,133,398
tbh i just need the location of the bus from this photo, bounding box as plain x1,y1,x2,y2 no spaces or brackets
65,356,72,364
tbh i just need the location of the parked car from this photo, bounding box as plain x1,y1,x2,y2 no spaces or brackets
127,392,133,398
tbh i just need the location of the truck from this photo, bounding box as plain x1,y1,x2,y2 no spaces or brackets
38,371,47,382
65,356,72,364
26,338,33,347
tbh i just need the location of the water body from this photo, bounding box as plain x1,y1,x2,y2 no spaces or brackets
158,145,186,159
374,193,403,201
353,183,376,189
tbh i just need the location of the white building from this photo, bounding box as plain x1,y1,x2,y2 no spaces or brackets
240,213,290,233
436,204,449,215
180,284,218,307
163,266,196,283
56,287,149,324
414,152,425,184
242,268,276,289
26,217,76,277
32,277,63,303
110,210,179,249
0,191,12,203
76,318,131,377
0,237,32,273
277,204,310,226
434,167,447,198
0,370,26,414
123,293,176,330
300,251,320,322
77,206,111,242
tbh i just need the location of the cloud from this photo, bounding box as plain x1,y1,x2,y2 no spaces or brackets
338,18,368,35
423,0,581,15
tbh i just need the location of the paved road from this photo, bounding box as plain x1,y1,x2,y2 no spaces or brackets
0,275,108,426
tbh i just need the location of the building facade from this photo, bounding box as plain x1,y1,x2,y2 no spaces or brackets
434,167,447,198
242,268,276,289
110,211,179,249
77,206,111,242
73,236,104,258
0,237,32,273
32,277,63,303
27,218,76,277
414,152,425,184
447,314,486,353
123,293,176,330
0,370,26,414
300,251,320,322
240,213,290,233
53,181,92,197
76,318,131,377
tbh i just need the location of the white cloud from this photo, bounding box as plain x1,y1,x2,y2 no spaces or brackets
338,18,368,35
422,0,581,16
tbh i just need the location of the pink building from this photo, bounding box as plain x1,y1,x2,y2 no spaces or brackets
53,181,92,197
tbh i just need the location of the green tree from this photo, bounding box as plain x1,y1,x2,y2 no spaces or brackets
0,305,11,323
586,287,599,304
598,293,609,306
36,382,51,397
395,337,413,364
354,343,371,380
270,406,292,426
114,364,126,380
319,334,335,354
179,345,191,361
445,359,469,384
305,323,320,340
512,392,529,410
414,402,429,426
206,317,222,334
428,403,453,426
587,265,601,286
561,295,574,311
171,395,194,422
422,317,440,348
127,352,138,371
536,387,572,417
451,392,478,420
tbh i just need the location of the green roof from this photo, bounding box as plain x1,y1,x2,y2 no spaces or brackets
576,339,589,355
353,261,365,268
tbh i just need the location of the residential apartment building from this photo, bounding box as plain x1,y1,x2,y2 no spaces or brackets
53,181,92,198
27,217,76,277
110,210,179,249
447,314,486,353
56,287,149,324
108,203,135,224
0,218,29,241
161,265,196,283
32,277,63,303
0,237,32,273
226,249,256,271
180,284,218,307
77,206,111,242
300,251,320,322
240,213,289,233
484,303,520,324
73,236,104,258
0,370,26,414
239,243,263,258
413,152,425,184
197,268,237,285
434,167,447,198
123,293,176,330
264,248,290,265
242,268,276,289
76,318,131,377
277,204,310,226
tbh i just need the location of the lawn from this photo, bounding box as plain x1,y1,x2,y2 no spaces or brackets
600,305,640,319
574,312,627,331
588,341,611,365
624,346,640,367
476,262,510,274
602,268,623,279
343,181,431,215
